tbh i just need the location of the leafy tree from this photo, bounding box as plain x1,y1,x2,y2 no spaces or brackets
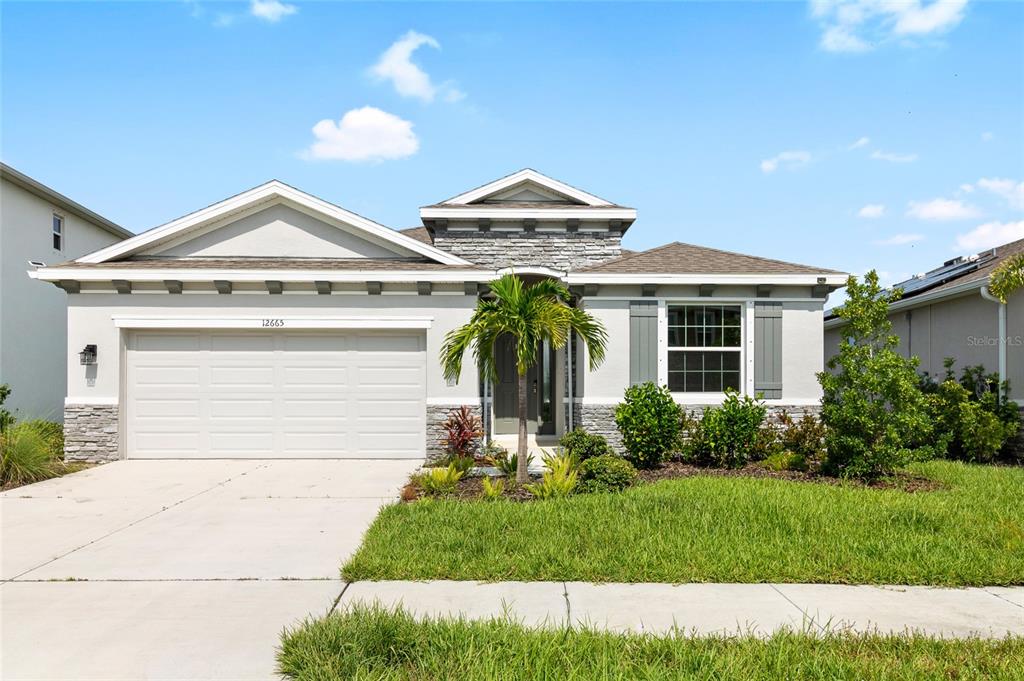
440,274,607,483
817,271,933,478
987,252,1024,303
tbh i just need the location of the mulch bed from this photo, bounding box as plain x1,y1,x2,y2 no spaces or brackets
402,459,942,502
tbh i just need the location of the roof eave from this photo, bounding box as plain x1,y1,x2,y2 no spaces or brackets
565,272,849,286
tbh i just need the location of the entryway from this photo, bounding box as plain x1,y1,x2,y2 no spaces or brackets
492,335,558,436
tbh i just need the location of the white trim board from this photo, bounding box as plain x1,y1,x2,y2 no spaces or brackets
30,268,494,283
75,180,470,266
111,315,434,330
568,273,847,286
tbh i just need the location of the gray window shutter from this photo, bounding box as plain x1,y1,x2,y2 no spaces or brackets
629,300,658,385
754,302,782,399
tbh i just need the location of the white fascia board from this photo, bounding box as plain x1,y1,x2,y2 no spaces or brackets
566,273,848,286
112,314,434,330
76,181,470,266
440,169,614,206
29,267,495,283
496,265,567,279
420,207,637,221
823,278,985,330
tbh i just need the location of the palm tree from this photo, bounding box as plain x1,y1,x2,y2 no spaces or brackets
440,274,608,484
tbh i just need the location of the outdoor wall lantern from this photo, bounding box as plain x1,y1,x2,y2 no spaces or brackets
79,344,97,366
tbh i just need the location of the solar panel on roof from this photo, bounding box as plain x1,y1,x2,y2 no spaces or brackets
889,250,996,298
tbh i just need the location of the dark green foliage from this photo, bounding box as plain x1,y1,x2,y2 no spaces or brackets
443,454,475,475
614,382,683,468
683,390,768,468
577,455,637,493
776,410,827,461
0,384,13,433
818,272,934,479
927,381,1016,463
490,449,533,478
559,428,612,461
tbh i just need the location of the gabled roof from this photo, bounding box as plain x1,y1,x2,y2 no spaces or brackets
420,169,637,224
433,168,620,207
76,180,471,266
577,242,844,275
1,162,133,240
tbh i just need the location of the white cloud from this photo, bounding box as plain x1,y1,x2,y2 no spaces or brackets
981,131,994,142
369,30,463,103
959,183,975,194
874,233,925,246
812,0,970,53
976,177,1024,210
858,203,886,218
301,106,418,162
906,198,981,221
954,220,1024,252
870,150,918,163
848,136,871,149
760,150,811,173
250,0,297,22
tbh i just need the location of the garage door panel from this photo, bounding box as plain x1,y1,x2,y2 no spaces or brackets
127,330,425,459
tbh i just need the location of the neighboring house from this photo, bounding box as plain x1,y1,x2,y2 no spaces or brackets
1,163,132,421
824,238,1024,404
29,169,845,462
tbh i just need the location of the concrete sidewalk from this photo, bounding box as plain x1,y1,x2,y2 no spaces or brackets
341,580,1024,638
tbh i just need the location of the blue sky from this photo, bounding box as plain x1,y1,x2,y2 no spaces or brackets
2,1,1022,287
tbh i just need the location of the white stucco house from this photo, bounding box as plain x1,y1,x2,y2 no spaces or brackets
1,163,132,421
29,169,845,461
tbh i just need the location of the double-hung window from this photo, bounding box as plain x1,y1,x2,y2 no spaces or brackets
52,214,64,251
667,304,742,392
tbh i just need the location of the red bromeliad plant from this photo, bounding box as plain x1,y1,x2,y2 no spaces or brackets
442,406,483,459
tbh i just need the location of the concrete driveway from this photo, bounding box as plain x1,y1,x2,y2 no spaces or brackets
1,459,419,680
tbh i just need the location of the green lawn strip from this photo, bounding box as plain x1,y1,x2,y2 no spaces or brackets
343,461,1024,585
277,605,1024,681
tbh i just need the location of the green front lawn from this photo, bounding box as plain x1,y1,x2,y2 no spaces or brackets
343,461,1024,585
278,605,1024,680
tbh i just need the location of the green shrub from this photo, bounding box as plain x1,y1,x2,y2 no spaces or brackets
489,449,532,477
558,428,611,461
684,390,768,468
775,411,827,460
614,382,683,468
1,421,60,487
577,455,637,494
928,380,1016,463
443,454,475,475
762,450,808,472
480,476,505,500
412,465,464,497
0,384,13,433
818,271,934,479
524,453,577,499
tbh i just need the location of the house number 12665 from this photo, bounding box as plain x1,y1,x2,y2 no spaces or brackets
262,319,284,327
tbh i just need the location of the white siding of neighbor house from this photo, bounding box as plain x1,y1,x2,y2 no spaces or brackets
824,289,1021,401
65,292,480,408
578,286,826,406
149,204,420,259
0,179,125,420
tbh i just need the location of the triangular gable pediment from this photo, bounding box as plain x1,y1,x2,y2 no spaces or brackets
437,169,616,207
76,181,469,265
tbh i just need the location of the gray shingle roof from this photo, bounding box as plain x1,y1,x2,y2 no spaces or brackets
577,242,843,275
913,237,1024,297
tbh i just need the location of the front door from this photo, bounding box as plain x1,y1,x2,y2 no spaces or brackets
493,336,555,435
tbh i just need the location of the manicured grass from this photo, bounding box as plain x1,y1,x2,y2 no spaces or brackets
343,461,1024,585
277,605,1024,680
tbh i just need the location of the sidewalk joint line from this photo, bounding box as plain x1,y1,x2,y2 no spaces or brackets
562,581,571,627
329,582,352,615
984,588,1024,610
2,463,270,583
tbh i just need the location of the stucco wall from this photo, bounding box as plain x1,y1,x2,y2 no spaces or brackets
825,289,1021,400
0,179,124,420
152,204,416,259
65,292,482,406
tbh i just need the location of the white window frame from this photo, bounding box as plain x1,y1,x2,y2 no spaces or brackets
658,299,753,403
52,212,64,252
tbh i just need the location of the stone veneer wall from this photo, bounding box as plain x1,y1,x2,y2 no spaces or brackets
431,229,621,270
575,401,822,456
426,403,483,464
64,404,120,462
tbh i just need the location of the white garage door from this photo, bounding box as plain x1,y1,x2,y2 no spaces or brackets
125,330,426,459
